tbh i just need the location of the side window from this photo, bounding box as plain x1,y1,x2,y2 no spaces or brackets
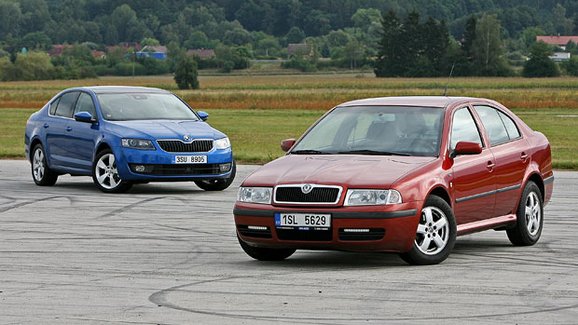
49,97,61,115
74,92,97,118
450,107,483,150
474,105,510,146
498,110,521,139
54,92,80,118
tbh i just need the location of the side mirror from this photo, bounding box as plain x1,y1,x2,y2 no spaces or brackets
451,141,482,158
280,138,296,152
74,111,96,123
198,111,209,121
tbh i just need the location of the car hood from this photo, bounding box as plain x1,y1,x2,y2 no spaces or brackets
244,154,435,188
106,120,226,140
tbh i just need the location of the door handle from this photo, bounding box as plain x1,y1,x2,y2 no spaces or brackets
486,161,495,171
520,152,529,162
43,123,49,128
66,126,72,132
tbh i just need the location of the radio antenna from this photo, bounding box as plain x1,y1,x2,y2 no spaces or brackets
443,62,455,97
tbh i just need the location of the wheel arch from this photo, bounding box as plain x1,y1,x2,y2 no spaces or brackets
427,186,452,209
525,172,545,202
29,137,44,162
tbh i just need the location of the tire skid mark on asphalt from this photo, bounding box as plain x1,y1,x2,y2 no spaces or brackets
96,197,168,219
147,274,578,323
0,195,74,214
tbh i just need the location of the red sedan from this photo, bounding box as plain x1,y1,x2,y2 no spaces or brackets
233,97,553,265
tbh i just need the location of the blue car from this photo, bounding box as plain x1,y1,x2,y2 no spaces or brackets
25,86,235,193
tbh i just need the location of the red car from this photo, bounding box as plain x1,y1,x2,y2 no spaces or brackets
233,97,553,265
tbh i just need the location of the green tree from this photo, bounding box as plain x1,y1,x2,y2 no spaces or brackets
174,56,199,89
523,41,559,77
14,51,55,80
0,1,22,39
374,11,402,77
471,14,511,76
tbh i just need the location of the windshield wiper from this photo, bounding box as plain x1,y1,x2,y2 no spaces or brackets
291,149,332,155
337,150,411,156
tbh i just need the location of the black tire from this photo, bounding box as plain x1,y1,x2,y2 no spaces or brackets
507,181,543,246
400,195,457,265
30,144,58,186
238,236,296,261
92,149,132,193
195,161,236,191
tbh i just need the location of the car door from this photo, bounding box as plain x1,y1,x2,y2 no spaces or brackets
449,106,497,224
473,105,528,217
66,92,100,172
45,91,80,169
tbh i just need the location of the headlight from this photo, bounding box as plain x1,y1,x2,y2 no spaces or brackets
121,138,155,150
214,137,231,150
344,189,402,206
238,187,272,204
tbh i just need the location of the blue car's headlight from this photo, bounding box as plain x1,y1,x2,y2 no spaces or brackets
121,138,155,150
214,137,231,150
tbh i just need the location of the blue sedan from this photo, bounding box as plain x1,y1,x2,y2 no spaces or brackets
25,86,235,193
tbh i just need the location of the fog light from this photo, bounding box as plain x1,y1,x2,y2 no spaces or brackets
248,225,268,231
134,165,146,172
219,163,231,172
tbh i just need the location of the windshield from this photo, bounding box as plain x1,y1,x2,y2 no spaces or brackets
97,93,199,121
292,105,444,157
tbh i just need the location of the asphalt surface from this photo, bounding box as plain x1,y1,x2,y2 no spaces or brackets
1,160,577,324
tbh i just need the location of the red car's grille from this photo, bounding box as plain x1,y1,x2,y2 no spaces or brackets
157,140,213,152
274,185,341,204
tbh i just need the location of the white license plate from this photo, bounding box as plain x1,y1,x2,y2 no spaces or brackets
275,213,331,229
174,155,207,164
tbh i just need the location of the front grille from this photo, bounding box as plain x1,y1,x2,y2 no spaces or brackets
129,163,222,175
274,185,341,204
157,140,213,153
339,228,385,241
276,228,332,241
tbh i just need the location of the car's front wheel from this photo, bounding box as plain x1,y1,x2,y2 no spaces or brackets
194,161,236,191
400,195,457,265
238,236,296,261
31,144,58,186
92,149,132,193
507,181,543,246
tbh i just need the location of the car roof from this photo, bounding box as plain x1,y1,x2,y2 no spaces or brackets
338,96,489,109
69,86,171,94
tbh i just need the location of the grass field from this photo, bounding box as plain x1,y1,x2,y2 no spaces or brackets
1,74,577,168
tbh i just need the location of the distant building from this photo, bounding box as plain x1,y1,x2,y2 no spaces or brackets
91,50,106,59
48,44,71,57
536,36,578,50
186,49,216,60
136,45,167,60
287,43,312,58
549,52,571,62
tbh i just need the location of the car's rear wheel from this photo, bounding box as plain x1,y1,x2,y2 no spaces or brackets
400,195,456,265
238,236,296,261
194,161,236,191
92,149,132,193
507,181,543,246
31,144,58,186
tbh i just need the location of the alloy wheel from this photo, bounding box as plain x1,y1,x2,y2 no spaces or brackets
32,148,45,181
95,153,121,190
415,206,450,255
525,191,542,236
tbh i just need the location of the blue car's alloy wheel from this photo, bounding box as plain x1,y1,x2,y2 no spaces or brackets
31,144,58,186
92,149,132,193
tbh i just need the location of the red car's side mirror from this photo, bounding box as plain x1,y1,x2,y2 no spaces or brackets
280,138,296,152
451,141,482,158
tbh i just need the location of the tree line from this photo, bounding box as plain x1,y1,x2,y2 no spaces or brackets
1,0,578,81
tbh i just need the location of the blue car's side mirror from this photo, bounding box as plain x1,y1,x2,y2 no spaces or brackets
74,111,96,123
198,111,209,121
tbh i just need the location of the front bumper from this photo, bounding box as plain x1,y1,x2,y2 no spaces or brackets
234,202,422,253
114,146,234,181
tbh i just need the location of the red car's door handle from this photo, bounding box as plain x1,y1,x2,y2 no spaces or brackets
521,152,529,162
486,161,495,171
